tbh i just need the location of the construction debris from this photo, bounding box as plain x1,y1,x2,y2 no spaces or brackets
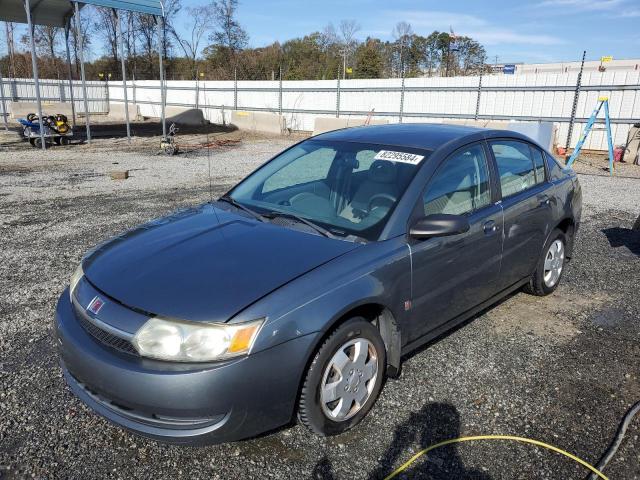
110,170,129,180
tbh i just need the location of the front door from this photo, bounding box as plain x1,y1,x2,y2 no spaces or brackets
409,142,503,342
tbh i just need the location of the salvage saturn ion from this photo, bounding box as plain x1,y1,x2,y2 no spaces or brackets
56,124,581,444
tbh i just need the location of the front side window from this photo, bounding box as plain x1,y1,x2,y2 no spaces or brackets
423,143,491,216
230,140,430,240
490,140,537,197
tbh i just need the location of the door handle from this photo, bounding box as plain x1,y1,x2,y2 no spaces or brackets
483,220,498,234
538,194,550,206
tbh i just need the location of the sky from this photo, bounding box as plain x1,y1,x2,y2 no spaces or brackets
170,0,640,64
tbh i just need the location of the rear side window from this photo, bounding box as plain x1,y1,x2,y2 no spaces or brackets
423,143,491,216
490,140,537,197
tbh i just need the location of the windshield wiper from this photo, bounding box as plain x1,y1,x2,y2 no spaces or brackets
218,196,267,222
264,210,337,239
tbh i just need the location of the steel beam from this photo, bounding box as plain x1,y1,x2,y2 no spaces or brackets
114,9,130,143
74,1,91,143
0,68,8,131
24,0,46,150
63,21,77,126
156,14,166,139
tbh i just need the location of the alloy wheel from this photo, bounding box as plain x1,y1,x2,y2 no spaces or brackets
320,338,379,421
543,239,565,288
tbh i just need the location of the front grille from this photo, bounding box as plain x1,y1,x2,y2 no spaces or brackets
75,308,138,356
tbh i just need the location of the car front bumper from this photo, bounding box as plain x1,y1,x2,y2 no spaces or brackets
55,289,318,445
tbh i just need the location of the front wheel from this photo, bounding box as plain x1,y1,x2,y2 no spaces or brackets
298,318,386,436
524,228,567,296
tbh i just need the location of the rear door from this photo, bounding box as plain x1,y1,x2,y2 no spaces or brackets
409,142,503,341
488,139,552,289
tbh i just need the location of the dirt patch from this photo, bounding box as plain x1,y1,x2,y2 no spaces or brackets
486,290,612,342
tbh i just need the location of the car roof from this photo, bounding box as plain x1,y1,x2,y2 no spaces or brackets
312,123,486,151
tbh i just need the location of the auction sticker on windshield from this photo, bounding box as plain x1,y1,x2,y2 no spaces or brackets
374,150,424,165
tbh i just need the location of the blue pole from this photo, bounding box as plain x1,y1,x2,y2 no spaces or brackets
603,100,615,176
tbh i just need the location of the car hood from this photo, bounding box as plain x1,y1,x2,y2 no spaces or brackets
83,204,359,322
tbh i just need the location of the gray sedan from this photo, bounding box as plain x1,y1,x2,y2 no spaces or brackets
55,123,581,444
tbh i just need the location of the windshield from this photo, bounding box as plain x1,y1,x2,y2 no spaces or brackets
228,139,431,240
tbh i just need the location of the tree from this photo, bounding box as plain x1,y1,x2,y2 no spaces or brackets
173,4,212,79
5,22,17,78
354,38,383,79
135,13,158,77
338,19,360,77
392,21,413,77
209,0,248,63
94,8,119,65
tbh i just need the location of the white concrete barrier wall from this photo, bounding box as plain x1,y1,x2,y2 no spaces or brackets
102,71,640,150
230,110,285,135
107,102,140,121
9,101,74,119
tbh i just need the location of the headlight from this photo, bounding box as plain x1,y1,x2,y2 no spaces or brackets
69,263,84,301
132,317,264,362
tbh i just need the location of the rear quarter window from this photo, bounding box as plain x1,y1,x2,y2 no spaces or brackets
546,153,566,181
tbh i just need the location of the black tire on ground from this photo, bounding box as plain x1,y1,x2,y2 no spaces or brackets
60,137,70,146
298,317,386,436
54,137,62,145
29,138,35,146
523,228,567,296
32,137,48,149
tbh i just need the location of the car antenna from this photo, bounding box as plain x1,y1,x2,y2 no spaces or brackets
202,78,222,226
205,101,214,204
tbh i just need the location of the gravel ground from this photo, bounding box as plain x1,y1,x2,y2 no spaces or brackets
1,134,639,480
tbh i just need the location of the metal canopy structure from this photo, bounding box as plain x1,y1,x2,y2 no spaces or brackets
1,0,165,150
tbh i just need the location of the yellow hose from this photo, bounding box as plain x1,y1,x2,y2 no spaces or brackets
383,435,608,480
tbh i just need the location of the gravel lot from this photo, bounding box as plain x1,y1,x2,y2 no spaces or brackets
1,132,639,480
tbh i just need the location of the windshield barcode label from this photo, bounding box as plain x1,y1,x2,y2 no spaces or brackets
374,150,424,165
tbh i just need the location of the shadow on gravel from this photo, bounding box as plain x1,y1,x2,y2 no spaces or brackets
367,402,492,480
602,227,640,256
311,403,492,479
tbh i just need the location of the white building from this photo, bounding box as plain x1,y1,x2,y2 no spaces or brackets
490,58,640,75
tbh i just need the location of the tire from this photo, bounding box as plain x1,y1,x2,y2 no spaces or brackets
523,228,567,296
54,137,62,145
298,317,386,436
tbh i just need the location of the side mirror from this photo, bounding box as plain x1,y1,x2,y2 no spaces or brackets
409,214,470,239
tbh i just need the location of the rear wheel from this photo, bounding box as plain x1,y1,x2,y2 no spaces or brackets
524,228,567,296
298,318,386,436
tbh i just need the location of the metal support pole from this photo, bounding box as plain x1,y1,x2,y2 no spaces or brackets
74,1,91,143
565,50,586,156
233,67,238,110
24,0,46,150
278,66,282,116
399,75,406,123
0,68,8,131
157,15,166,139
604,100,615,176
336,68,341,118
475,72,483,120
132,72,136,105
64,22,77,127
195,70,200,110
115,9,131,143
